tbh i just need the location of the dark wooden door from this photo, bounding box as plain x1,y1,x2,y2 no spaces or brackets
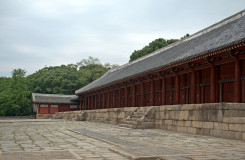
144,82,151,106
222,82,234,102
153,80,161,106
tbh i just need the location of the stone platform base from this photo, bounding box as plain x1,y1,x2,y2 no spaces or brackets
49,103,245,141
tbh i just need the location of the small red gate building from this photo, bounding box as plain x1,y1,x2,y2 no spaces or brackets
32,93,79,114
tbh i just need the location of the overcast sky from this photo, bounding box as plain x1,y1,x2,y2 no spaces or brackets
0,0,245,77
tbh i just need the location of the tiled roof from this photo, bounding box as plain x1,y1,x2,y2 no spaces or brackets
76,10,245,94
32,93,78,104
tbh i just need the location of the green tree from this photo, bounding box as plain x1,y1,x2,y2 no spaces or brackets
0,77,12,92
0,69,31,116
28,65,81,94
27,57,119,95
77,56,113,86
0,57,119,116
181,33,190,40
129,38,179,62
12,68,26,80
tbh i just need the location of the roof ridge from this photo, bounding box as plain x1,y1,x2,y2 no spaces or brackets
32,93,75,97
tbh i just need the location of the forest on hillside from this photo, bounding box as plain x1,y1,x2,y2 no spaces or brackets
0,57,118,116
0,35,189,116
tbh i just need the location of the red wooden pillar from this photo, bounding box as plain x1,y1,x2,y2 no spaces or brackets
79,98,82,110
90,95,93,110
87,96,89,110
95,94,97,110
210,64,216,103
84,97,86,110
196,71,201,103
98,94,101,109
140,82,144,106
113,89,115,108
38,104,40,114
191,70,196,104
234,57,241,102
118,88,121,108
93,94,95,109
161,78,166,105
104,92,107,109
92,95,95,110
94,95,96,109
48,104,50,114
88,96,91,110
103,93,105,109
92,95,94,110
91,95,94,110
91,95,93,110
125,87,128,107
84,96,87,110
132,85,136,107
150,80,154,106
107,91,110,108
175,75,180,104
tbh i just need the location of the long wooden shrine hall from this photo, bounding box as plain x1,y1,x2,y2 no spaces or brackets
75,10,245,110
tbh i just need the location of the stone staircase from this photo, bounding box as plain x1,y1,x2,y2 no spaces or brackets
119,106,155,129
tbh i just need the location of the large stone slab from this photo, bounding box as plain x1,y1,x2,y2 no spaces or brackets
210,129,243,140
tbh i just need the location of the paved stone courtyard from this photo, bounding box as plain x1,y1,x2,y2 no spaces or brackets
0,119,245,160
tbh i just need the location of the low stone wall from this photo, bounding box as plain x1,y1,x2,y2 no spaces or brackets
49,103,245,141
155,103,245,141
36,114,52,119
51,107,137,124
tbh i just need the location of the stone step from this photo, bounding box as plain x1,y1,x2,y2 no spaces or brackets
137,123,155,129
125,118,139,121
130,115,144,119
125,118,154,123
223,117,245,124
118,124,136,129
133,112,146,115
141,121,155,125
123,120,137,125
142,119,155,122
